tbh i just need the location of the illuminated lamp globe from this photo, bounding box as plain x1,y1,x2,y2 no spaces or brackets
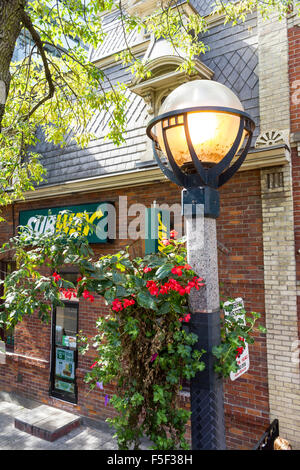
153,80,246,170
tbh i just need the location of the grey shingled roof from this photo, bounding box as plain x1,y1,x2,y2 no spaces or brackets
37,7,260,187
89,9,145,63
38,62,148,186
190,0,216,16
200,12,259,140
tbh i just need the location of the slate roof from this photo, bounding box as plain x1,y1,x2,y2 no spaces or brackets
190,0,216,17
200,12,259,140
36,7,260,187
89,9,145,63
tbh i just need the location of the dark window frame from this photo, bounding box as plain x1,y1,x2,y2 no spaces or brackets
50,300,79,404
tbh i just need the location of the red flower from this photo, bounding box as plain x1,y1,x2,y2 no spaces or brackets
183,264,192,270
52,272,61,282
161,238,170,246
146,280,159,296
112,298,123,312
123,298,135,308
184,313,191,323
77,276,83,283
143,266,152,273
171,266,183,276
192,277,205,290
90,361,98,369
159,285,169,295
235,346,244,358
179,314,191,323
83,290,90,299
170,229,178,239
60,288,77,300
185,285,193,294
83,289,95,303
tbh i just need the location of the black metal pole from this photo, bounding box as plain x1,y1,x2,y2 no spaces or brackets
190,311,226,450
184,191,226,450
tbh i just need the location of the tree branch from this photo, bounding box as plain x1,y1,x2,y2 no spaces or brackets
20,9,55,121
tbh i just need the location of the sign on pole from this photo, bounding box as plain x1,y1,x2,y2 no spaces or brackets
223,297,250,381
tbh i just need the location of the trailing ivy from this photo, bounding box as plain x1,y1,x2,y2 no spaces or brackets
79,237,206,450
212,299,267,378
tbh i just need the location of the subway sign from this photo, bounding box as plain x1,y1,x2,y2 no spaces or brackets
19,202,111,243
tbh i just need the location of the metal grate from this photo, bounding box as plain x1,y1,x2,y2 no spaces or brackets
253,419,279,450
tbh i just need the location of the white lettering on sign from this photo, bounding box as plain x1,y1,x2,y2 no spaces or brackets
25,208,104,238
44,215,57,235
223,297,250,381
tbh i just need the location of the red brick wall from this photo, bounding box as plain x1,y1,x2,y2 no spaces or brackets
218,170,269,449
0,175,269,448
289,26,300,135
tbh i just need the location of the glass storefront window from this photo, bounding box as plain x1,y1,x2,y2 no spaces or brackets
50,274,79,403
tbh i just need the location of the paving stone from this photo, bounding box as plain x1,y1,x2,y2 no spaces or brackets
14,404,82,442
0,400,119,449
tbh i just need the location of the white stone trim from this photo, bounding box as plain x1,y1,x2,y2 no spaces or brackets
255,130,290,150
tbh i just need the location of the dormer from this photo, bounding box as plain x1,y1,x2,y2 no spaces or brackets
130,53,214,116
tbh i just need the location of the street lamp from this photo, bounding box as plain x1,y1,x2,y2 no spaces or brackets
146,80,255,450
147,79,255,218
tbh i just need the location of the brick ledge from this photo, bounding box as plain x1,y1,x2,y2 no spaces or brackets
5,352,49,369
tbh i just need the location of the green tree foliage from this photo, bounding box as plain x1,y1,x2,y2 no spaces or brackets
0,1,298,214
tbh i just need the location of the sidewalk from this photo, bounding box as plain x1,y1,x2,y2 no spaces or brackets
0,399,118,450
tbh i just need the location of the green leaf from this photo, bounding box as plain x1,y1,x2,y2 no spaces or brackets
112,271,127,284
157,302,170,315
155,263,173,280
137,291,158,311
258,325,267,334
104,288,116,304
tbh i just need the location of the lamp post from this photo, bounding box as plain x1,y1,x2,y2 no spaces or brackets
146,80,255,450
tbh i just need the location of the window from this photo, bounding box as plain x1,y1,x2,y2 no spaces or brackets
50,272,79,403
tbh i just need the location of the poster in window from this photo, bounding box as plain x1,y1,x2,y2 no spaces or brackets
55,348,75,379
55,379,75,394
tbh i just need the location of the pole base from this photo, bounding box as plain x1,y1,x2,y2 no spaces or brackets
189,311,226,450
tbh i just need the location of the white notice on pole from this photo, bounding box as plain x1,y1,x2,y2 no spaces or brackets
223,298,250,381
